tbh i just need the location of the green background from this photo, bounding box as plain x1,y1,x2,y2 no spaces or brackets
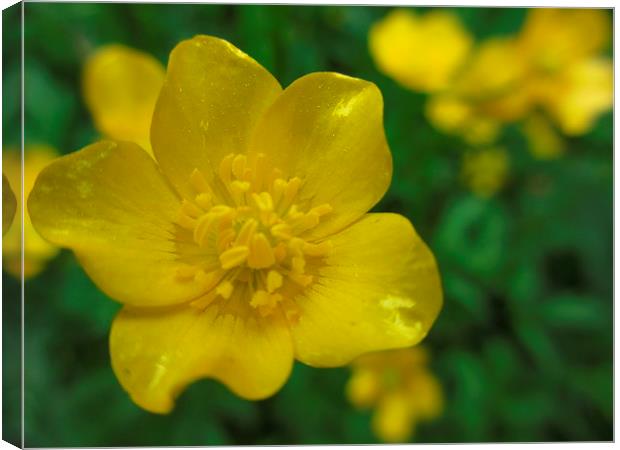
2,3,613,446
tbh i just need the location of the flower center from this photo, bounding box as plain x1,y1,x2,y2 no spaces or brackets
175,152,332,318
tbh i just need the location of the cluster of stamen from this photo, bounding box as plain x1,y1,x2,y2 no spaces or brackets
175,152,332,318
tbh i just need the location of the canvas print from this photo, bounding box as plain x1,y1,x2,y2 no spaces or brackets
2,3,613,446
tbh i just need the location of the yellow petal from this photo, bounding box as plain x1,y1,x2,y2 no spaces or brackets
2,173,16,235
453,37,528,100
27,140,207,306
372,393,415,442
346,368,381,409
82,45,165,154
110,297,293,413
250,72,392,239
151,35,282,200
540,57,613,136
407,371,444,420
369,9,472,93
3,146,60,278
291,213,442,367
519,8,611,72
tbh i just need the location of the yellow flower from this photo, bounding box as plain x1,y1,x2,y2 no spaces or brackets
425,95,501,147
29,35,443,413
522,114,565,160
517,8,612,135
518,8,611,75
4,146,60,278
369,9,472,93
82,44,165,153
534,58,613,136
425,38,531,145
3,173,16,235
461,147,509,198
346,346,443,442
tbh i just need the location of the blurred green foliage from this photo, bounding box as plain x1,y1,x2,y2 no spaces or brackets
2,3,612,446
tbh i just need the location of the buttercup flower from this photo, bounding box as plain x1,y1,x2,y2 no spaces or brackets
375,8,612,144
369,9,472,93
460,147,509,198
517,8,613,136
533,57,613,136
29,35,443,413
83,44,165,153
425,38,531,146
4,146,60,278
346,346,443,442
517,8,611,74
3,173,16,235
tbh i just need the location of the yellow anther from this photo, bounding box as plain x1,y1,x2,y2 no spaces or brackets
181,199,203,218
286,204,304,221
271,223,293,240
193,214,217,247
250,290,282,315
195,193,212,209
283,177,302,207
291,211,320,234
219,245,249,269
302,240,333,257
217,228,237,254
271,178,287,206
216,281,234,299
250,290,270,308
274,242,288,262
310,203,333,217
219,153,235,184
181,155,326,316
195,270,219,289
292,256,306,274
252,192,274,212
190,168,210,193
230,180,250,205
209,205,233,215
235,219,258,246
266,270,283,293
248,233,275,269
232,154,247,180
288,237,305,256
288,272,313,287
177,213,197,231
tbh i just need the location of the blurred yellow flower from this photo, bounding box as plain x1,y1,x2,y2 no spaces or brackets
518,8,611,74
82,44,165,153
29,35,443,413
426,95,501,147
3,146,60,278
522,114,565,160
369,9,472,93
346,346,443,442
426,38,531,146
3,173,16,235
518,9,613,136
461,147,509,198
534,58,613,136
409,8,612,142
